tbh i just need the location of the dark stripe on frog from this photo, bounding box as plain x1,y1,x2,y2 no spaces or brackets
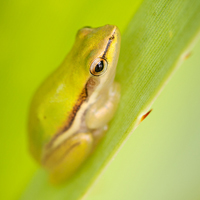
46,86,88,149
46,76,98,150
46,33,115,147
102,34,115,59
59,87,88,133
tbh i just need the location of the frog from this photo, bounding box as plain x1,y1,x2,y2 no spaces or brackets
28,24,121,183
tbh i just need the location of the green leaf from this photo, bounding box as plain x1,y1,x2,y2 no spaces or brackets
21,0,200,200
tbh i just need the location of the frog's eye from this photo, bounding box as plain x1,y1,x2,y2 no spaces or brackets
90,58,108,76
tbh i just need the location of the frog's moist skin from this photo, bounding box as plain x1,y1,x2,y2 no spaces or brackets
28,25,121,183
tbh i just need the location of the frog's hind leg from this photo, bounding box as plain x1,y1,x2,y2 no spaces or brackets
42,132,93,184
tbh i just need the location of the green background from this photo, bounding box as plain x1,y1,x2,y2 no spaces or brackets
0,0,200,199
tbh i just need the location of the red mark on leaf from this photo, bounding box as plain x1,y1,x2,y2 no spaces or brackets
140,109,152,123
184,52,191,60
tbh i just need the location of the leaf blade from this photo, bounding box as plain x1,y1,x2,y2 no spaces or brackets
21,1,200,200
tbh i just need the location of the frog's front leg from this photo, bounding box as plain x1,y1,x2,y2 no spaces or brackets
42,132,93,184
86,82,120,130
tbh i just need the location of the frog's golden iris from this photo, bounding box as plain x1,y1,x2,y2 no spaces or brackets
90,57,108,76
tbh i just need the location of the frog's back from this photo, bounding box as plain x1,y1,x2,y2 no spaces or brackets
28,59,89,161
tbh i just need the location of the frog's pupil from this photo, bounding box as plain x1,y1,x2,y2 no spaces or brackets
95,61,104,72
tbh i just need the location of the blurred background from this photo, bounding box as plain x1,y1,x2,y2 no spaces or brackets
0,0,200,200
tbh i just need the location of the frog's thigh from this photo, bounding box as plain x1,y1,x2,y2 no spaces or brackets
43,132,93,184
86,82,120,129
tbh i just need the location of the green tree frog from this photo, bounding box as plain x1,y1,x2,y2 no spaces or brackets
28,24,121,183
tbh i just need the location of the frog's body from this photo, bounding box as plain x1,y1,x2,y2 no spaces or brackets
28,25,121,183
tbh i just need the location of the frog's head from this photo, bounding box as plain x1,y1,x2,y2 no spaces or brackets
71,24,121,95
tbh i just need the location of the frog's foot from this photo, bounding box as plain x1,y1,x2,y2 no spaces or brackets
42,132,93,184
